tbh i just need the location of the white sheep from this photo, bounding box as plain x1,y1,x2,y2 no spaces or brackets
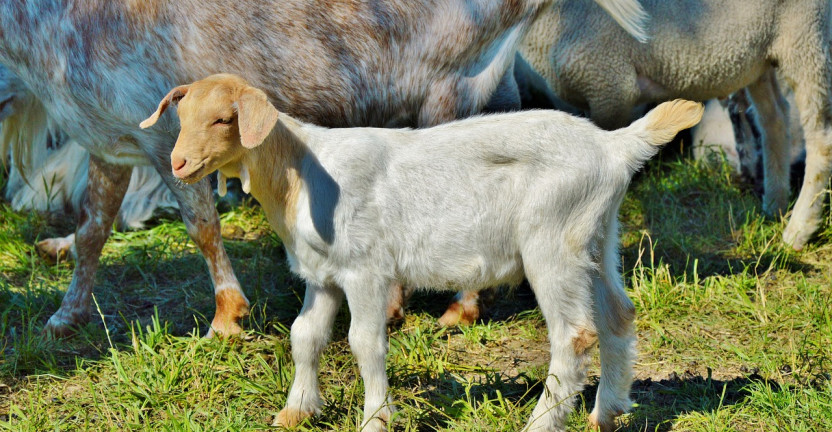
141,74,704,432
692,76,805,184
519,0,832,250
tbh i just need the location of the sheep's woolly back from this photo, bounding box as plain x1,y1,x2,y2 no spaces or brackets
594,0,650,43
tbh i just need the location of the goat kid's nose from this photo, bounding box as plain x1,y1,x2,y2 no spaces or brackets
172,155,187,171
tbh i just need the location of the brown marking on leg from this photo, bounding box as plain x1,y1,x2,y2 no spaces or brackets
386,283,406,323
174,177,250,338
609,294,636,338
273,407,314,428
209,288,250,337
572,328,598,356
438,291,480,326
43,155,131,338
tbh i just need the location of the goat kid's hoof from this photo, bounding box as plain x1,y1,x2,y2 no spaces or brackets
35,234,76,264
588,409,624,432
273,408,314,428
437,301,479,326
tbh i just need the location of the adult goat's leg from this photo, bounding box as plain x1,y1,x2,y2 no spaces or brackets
43,155,131,337
159,171,250,337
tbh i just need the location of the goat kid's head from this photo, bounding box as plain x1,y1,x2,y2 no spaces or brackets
140,74,279,184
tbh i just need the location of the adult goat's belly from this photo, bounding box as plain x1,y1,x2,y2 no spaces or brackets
84,137,151,166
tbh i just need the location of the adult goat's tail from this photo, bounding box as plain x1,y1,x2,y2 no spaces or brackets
617,99,704,171
594,0,650,43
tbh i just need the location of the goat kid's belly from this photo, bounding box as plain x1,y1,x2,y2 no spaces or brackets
284,211,527,292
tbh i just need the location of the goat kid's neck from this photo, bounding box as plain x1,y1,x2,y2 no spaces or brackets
221,115,310,241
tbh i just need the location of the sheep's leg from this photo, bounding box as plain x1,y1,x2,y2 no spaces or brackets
588,213,635,432
276,282,344,427
746,69,791,217
483,57,522,113
522,245,595,432
43,155,131,337
778,27,832,250
344,274,395,432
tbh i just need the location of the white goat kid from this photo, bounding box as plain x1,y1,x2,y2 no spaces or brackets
142,74,704,432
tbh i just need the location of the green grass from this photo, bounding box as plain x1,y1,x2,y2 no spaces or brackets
1,151,831,431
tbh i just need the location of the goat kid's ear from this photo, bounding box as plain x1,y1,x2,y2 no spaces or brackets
237,87,279,149
139,84,190,129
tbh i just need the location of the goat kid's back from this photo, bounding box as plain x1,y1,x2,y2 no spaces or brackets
364,100,703,288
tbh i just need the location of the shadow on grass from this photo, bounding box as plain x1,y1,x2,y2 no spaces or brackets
581,372,781,432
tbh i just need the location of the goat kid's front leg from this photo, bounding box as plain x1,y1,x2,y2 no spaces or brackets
275,282,344,427
344,273,395,431
43,155,131,337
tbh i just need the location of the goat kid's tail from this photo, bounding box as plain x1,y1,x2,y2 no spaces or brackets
617,99,704,171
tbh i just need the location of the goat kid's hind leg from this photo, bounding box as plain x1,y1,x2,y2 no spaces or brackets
160,170,249,337
523,246,595,432
343,273,395,431
588,213,636,432
275,282,344,428
43,155,131,337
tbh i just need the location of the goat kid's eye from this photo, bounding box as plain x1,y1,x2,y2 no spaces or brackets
213,117,233,125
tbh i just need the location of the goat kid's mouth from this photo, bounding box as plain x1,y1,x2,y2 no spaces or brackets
172,158,209,184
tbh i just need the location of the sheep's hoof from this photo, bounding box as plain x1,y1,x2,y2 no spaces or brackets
437,300,479,327
273,407,314,428
782,224,809,251
36,235,75,264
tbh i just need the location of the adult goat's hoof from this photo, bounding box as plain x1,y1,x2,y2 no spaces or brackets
437,299,479,326
35,234,76,264
42,310,86,339
205,289,250,338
